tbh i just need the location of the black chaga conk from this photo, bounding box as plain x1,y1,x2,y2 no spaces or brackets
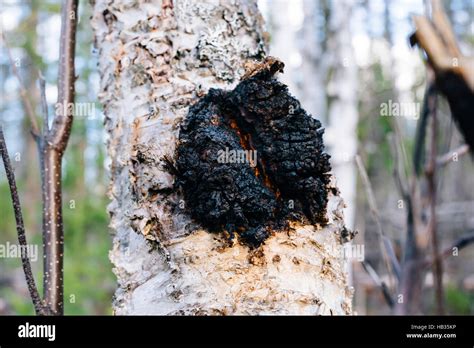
175,58,331,247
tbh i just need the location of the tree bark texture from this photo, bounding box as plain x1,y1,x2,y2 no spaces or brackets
92,0,353,315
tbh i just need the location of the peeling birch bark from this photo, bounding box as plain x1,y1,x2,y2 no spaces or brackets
92,0,353,315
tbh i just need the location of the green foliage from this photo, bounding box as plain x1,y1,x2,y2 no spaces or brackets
445,285,473,315
63,196,113,315
0,177,114,315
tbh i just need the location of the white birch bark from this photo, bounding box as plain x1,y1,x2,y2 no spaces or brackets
92,0,353,315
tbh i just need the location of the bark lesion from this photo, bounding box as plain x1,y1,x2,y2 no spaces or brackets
173,57,332,247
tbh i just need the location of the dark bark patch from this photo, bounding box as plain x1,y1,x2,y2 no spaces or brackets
435,71,474,152
174,58,331,247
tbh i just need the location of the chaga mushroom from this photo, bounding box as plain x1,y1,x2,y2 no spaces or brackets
175,57,331,247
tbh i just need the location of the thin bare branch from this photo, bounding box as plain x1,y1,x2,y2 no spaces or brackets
38,72,49,136
355,155,400,287
40,0,78,315
424,84,444,315
422,232,474,268
436,144,469,167
48,0,78,153
361,261,394,308
441,233,474,258
395,79,436,315
0,126,46,315
391,118,410,180
414,82,436,176
388,133,409,200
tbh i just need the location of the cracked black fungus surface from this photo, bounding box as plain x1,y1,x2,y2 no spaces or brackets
175,60,331,247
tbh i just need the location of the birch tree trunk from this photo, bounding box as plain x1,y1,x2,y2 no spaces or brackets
92,0,353,315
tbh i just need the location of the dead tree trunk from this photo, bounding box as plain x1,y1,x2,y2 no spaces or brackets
92,0,353,315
